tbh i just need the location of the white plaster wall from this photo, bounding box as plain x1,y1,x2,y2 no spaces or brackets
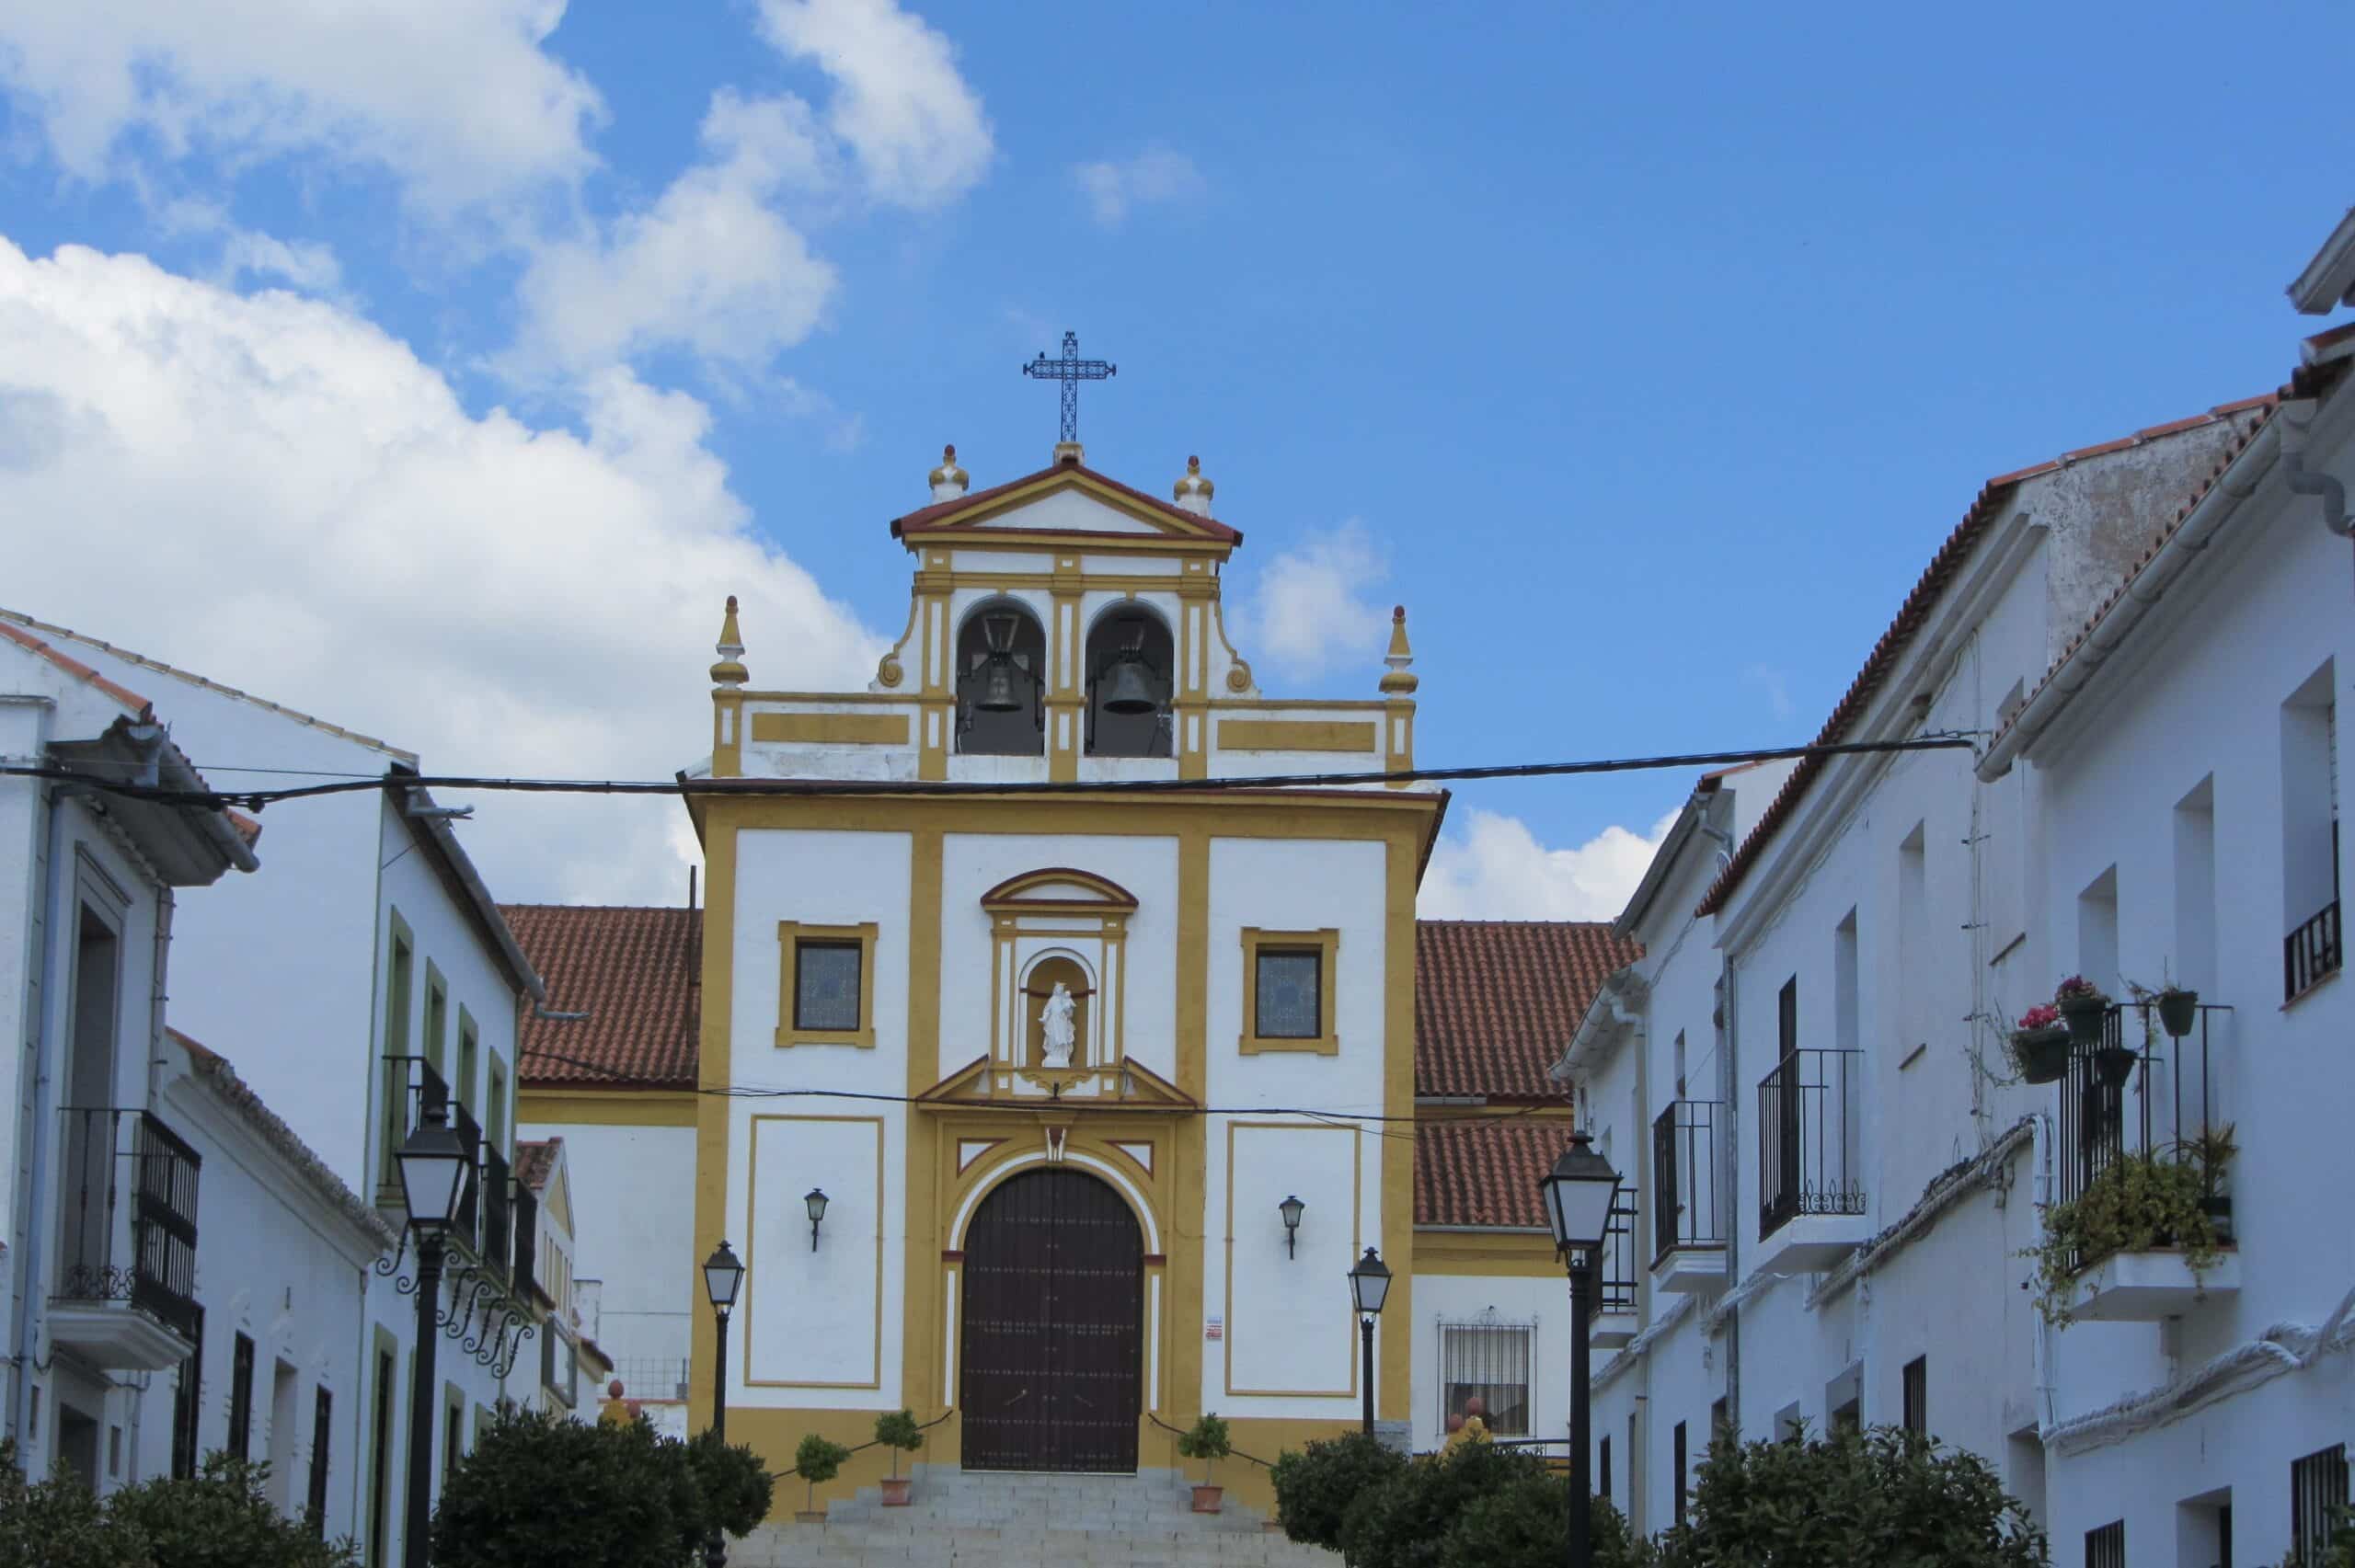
1218,1121,1361,1413
741,1114,888,1397
516,1120,694,1387
1407,1271,1580,1454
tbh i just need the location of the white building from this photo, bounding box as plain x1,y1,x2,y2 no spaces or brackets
1559,249,2355,1562
0,608,552,1567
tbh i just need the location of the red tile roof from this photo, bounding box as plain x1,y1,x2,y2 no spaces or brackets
1695,395,2279,918
1415,921,1640,1101
889,457,1244,545
0,618,153,715
514,1138,560,1193
505,905,699,1089
1416,1118,1571,1228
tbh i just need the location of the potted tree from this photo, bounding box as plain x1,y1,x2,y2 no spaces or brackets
2054,976,2110,1046
2008,1004,2070,1084
873,1410,924,1507
792,1432,850,1525
1178,1413,1233,1514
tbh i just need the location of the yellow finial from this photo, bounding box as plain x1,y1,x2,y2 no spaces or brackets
1379,604,1419,694
710,593,749,687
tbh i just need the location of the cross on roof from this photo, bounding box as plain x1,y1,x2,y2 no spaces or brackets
1021,330,1116,444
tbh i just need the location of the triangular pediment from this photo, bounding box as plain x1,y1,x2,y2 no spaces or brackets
890,462,1241,549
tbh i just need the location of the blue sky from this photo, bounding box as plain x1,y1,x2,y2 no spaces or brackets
2,2,2347,910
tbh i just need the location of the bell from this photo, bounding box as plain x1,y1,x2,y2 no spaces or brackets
1101,656,1157,715
976,654,1020,713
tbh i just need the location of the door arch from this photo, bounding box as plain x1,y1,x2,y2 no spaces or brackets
959,1167,1143,1472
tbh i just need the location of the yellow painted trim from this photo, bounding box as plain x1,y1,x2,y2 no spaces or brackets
1206,697,1393,712
897,471,1232,543
516,1088,697,1127
775,921,879,1048
1238,927,1341,1055
743,1112,887,1390
688,816,736,1436
902,826,943,1423
749,712,912,745
1216,718,1380,753
1412,1231,1565,1276
734,690,936,707
1381,831,1417,1420
1223,1120,1361,1399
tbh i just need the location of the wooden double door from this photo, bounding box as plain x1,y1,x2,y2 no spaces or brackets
959,1168,1143,1472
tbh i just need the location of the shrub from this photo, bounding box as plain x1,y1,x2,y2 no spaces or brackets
872,1410,925,1480
429,1406,705,1568
108,1454,361,1568
0,1439,147,1568
2027,1144,2226,1326
1338,1438,1546,1568
684,1429,773,1540
1271,1431,1407,1550
792,1432,851,1515
1437,1470,1646,1568
1653,1424,2045,1567
1175,1413,1232,1488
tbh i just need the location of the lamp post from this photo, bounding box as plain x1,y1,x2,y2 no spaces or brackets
701,1241,745,1568
1346,1246,1391,1437
395,1102,471,1568
1539,1131,1622,1568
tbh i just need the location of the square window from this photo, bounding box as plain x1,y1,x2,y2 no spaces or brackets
1255,950,1322,1038
795,942,862,1032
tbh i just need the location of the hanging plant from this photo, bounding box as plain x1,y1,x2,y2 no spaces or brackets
2007,1005,2070,1084
2024,1130,2234,1326
2155,986,2200,1039
2053,976,2110,1046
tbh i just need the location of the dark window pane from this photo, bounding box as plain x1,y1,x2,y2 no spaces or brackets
1256,950,1321,1038
228,1333,255,1461
796,942,862,1031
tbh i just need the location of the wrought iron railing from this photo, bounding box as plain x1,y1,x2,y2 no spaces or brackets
2287,898,2342,1004
1758,1047,1866,1238
480,1141,513,1287
54,1107,202,1343
450,1099,484,1254
2057,1002,2228,1265
1598,1187,1637,1314
1651,1101,1724,1264
511,1182,538,1299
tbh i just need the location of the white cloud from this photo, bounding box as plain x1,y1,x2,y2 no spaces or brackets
1418,809,1680,921
1074,145,1204,227
1232,520,1392,681
0,237,882,903
509,90,839,379
0,0,604,216
755,0,994,210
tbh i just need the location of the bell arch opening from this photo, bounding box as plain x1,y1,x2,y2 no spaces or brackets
955,600,1047,756
1084,603,1173,758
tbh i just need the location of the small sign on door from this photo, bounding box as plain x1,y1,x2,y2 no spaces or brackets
1205,1315,1223,1341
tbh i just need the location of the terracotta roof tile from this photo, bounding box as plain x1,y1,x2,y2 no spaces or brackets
0,618,153,715
506,905,699,1089
513,1138,560,1193
1415,921,1640,1101
889,458,1244,544
1415,1119,1571,1228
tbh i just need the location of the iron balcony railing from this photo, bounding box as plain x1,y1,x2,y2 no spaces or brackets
383,1055,533,1293
479,1138,511,1287
1651,1101,1725,1264
1758,1047,1866,1239
2058,1001,2228,1266
55,1107,202,1343
1598,1186,1637,1314
2286,898,2342,1004
511,1182,538,1299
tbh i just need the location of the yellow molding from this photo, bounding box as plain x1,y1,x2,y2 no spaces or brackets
737,691,921,708
1223,1119,1361,1400
1238,927,1341,1055
1206,697,1392,712
1412,1230,1564,1277
1217,719,1380,753
1380,834,1416,1419
516,1088,697,1127
775,921,879,1048
750,711,912,746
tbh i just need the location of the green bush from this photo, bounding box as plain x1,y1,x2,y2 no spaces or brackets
872,1410,925,1480
1270,1431,1407,1551
2028,1139,2230,1326
1654,1424,2045,1567
1437,1469,1646,1568
429,1406,711,1568
0,1438,147,1568
1175,1413,1233,1487
792,1432,851,1514
1338,1438,1547,1568
108,1454,360,1568
684,1429,773,1540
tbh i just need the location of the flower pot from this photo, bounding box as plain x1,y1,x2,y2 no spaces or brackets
2093,1045,2138,1089
2059,994,2108,1046
2156,990,2200,1038
2011,1026,2071,1085
1190,1484,1223,1514
880,1477,913,1507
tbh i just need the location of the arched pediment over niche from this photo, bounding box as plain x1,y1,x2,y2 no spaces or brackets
978,866,1140,914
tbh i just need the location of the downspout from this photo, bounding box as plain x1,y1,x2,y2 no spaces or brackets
2032,1112,2058,1441
144,889,172,1104
2279,398,2351,538
1695,822,1740,1438
13,773,73,1446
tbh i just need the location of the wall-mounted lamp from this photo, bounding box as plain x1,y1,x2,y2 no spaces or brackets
805,1187,829,1251
1279,1195,1305,1259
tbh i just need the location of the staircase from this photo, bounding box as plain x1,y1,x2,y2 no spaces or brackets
729,1464,1339,1566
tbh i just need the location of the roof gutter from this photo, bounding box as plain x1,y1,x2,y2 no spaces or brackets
1978,418,2281,782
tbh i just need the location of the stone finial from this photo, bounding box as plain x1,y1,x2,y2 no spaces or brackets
1172,454,1215,517
1052,441,1086,467
1379,603,1419,695
929,443,969,502
710,594,749,687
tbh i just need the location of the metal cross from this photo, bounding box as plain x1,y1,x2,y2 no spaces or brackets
1021,330,1116,443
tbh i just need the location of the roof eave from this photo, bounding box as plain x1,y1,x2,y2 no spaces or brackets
2289,206,2355,315
389,769,546,1002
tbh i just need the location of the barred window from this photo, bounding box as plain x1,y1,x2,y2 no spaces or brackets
228,1333,255,1461
170,1307,204,1481
306,1387,332,1536
1901,1355,1927,1436
2085,1520,2124,1568
1438,1319,1532,1436
794,941,863,1032
2294,1444,2349,1565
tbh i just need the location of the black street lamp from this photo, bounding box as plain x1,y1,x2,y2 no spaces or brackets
395,1102,471,1568
804,1188,829,1251
1279,1196,1305,1259
701,1241,745,1568
1539,1131,1623,1568
1346,1246,1391,1437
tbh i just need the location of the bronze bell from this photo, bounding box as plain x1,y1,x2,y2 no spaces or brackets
976,654,1020,712
1101,654,1157,715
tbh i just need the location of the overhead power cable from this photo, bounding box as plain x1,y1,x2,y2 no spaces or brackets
2,732,1978,814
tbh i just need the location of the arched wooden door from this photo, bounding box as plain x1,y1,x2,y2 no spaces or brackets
959,1167,1143,1472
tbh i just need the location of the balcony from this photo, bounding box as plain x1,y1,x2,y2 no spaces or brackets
52,1108,202,1370
2286,898,2341,1004
1755,1047,1867,1275
1650,1101,1726,1294
1590,1187,1638,1350
383,1056,533,1299
2053,1001,2237,1322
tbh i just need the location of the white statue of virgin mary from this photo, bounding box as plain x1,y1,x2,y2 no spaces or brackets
1040,982,1078,1067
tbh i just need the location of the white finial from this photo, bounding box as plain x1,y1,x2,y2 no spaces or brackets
1172,454,1215,517
929,443,969,502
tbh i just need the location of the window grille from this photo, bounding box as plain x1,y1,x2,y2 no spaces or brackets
1901,1356,1927,1437
1673,1420,1689,1526
306,1387,332,1537
1437,1318,1533,1436
368,1348,395,1568
2085,1520,2125,1568
1600,1435,1611,1502
228,1333,255,1461
1254,950,1322,1038
170,1308,204,1481
794,941,863,1031
2293,1444,2348,1565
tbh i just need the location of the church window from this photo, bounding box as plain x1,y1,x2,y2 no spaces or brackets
954,602,1047,756
776,922,879,1047
1084,604,1174,758
1239,928,1339,1054
1438,1319,1533,1436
